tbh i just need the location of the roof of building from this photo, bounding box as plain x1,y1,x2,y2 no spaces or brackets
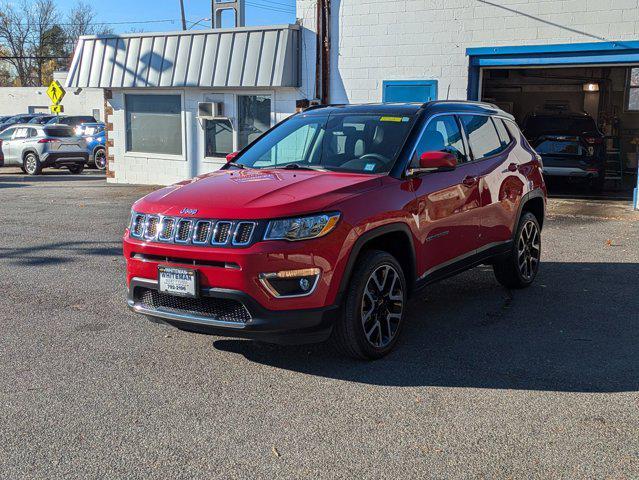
65,24,300,89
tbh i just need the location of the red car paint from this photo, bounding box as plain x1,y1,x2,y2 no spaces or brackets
124,102,546,346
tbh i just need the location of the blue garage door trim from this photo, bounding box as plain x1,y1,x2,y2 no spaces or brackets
382,80,438,103
466,40,639,101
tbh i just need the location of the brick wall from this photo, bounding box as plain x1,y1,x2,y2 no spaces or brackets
297,0,639,103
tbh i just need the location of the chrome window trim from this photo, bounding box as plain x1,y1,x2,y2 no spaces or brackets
232,221,257,246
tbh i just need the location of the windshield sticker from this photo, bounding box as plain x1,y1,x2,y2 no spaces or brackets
380,116,410,123
364,163,376,171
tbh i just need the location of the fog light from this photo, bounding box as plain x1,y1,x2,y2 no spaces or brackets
259,268,320,298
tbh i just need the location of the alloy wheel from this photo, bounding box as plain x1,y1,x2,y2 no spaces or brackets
361,264,404,348
94,150,107,170
25,155,37,174
517,220,541,281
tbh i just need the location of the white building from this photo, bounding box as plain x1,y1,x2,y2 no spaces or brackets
67,0,639,204
0,71,103,119
66,25,301,185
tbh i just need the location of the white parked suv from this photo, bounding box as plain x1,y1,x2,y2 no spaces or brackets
0,124,88,175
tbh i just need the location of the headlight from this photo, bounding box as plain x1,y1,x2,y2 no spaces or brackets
264,212,340,241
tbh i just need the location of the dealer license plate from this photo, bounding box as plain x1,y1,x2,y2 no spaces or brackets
158,266,198,298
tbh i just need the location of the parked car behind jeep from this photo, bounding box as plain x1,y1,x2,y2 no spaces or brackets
76,122,107,170
0,124,88,175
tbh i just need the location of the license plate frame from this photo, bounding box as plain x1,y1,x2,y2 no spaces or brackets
158,266,199,298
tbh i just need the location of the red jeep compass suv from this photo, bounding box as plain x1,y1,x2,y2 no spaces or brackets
124,101,546,359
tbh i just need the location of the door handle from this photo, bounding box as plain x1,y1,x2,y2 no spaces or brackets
508,162,518,172
462,175,478,187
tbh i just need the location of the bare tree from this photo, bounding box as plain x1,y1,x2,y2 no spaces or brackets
0,0,37,85
64,1,113,55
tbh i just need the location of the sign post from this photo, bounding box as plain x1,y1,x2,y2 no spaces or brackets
46,80,66,120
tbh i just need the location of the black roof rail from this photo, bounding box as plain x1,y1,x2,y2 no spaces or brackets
421,100,501,110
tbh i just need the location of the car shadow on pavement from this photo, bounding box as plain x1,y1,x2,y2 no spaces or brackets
214,261,639,393
0,241,122,266
0,172,105,183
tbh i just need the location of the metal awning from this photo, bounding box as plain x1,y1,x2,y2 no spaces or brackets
66,24,300,89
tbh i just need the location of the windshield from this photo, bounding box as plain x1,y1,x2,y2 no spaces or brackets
525,115,598,137
235,113,415,174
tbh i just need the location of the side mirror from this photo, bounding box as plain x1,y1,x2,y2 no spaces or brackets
226,151,239,163
408,151,457,176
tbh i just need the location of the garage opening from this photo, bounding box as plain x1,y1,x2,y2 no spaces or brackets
480,65,639,200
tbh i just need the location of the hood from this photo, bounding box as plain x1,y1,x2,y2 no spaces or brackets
133,168,383,219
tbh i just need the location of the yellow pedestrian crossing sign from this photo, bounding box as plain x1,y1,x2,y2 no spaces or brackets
50,104,64,114
46,80,66,105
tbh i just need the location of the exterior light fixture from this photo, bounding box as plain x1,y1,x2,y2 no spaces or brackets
583,82,599,92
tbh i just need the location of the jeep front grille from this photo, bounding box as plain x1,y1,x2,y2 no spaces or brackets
129,214,258,247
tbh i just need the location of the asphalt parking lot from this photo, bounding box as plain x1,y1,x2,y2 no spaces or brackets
1,168,638,479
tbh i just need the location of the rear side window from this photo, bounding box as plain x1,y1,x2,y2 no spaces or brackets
492,118,511,147
460,115,503,160
413,115,467,165
44,126,74,137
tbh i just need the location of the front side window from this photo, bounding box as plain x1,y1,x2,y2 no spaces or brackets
126,94,182,155
205,119,233,157
413,115,466,166
0,128,14,140
236,113,415,174
238,95,271,149
627,67,639,111
460,115,503,160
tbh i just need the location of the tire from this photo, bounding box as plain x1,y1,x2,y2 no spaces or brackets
20,166,26,173
331,250,407,360
68,164,84,174
493,212,541,289
93,148,107,171
23,152,42,175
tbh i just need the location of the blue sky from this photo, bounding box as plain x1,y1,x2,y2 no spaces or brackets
53,0,296,33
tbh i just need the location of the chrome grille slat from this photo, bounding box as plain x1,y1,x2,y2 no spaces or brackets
192,221,212,245
175,219,193,243
130,214,256,247
212,221,233,245
233,222,256,246
158,217,176,242
144,216,160,240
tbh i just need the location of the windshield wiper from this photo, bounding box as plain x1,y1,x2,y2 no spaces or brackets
281,163,326,171
226,161,248,169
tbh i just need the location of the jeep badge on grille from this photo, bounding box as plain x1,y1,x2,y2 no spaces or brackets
180,208,198,215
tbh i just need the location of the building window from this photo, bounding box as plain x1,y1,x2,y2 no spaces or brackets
205,119,233,157
628,67,639,112
125,94,182,155
238,95,271,149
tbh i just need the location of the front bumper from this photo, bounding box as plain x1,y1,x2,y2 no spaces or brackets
128,277,338,344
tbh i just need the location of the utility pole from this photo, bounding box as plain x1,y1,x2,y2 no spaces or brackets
179,0,187,30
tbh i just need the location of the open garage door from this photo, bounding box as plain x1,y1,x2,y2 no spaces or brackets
480,65,638,200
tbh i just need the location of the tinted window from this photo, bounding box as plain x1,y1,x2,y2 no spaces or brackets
460,115,503,160
236,113,415,174
28,128,38,137
492,118,511,146
413,115,466,165
44,126,74,137
125,94,182,155
0,128,15,140
238,95,271,149
60,116,97,127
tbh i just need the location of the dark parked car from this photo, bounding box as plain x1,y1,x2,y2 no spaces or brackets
46,115,98,132
124,101,546,359
28,114,57,125
0,114,40,132
522,112,605,190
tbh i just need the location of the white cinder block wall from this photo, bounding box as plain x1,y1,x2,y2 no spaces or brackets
107,88,299,185
297,0,639,103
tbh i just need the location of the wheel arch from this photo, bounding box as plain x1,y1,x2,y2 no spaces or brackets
22,149,38,161
336,223,417,304
516,189,546,232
